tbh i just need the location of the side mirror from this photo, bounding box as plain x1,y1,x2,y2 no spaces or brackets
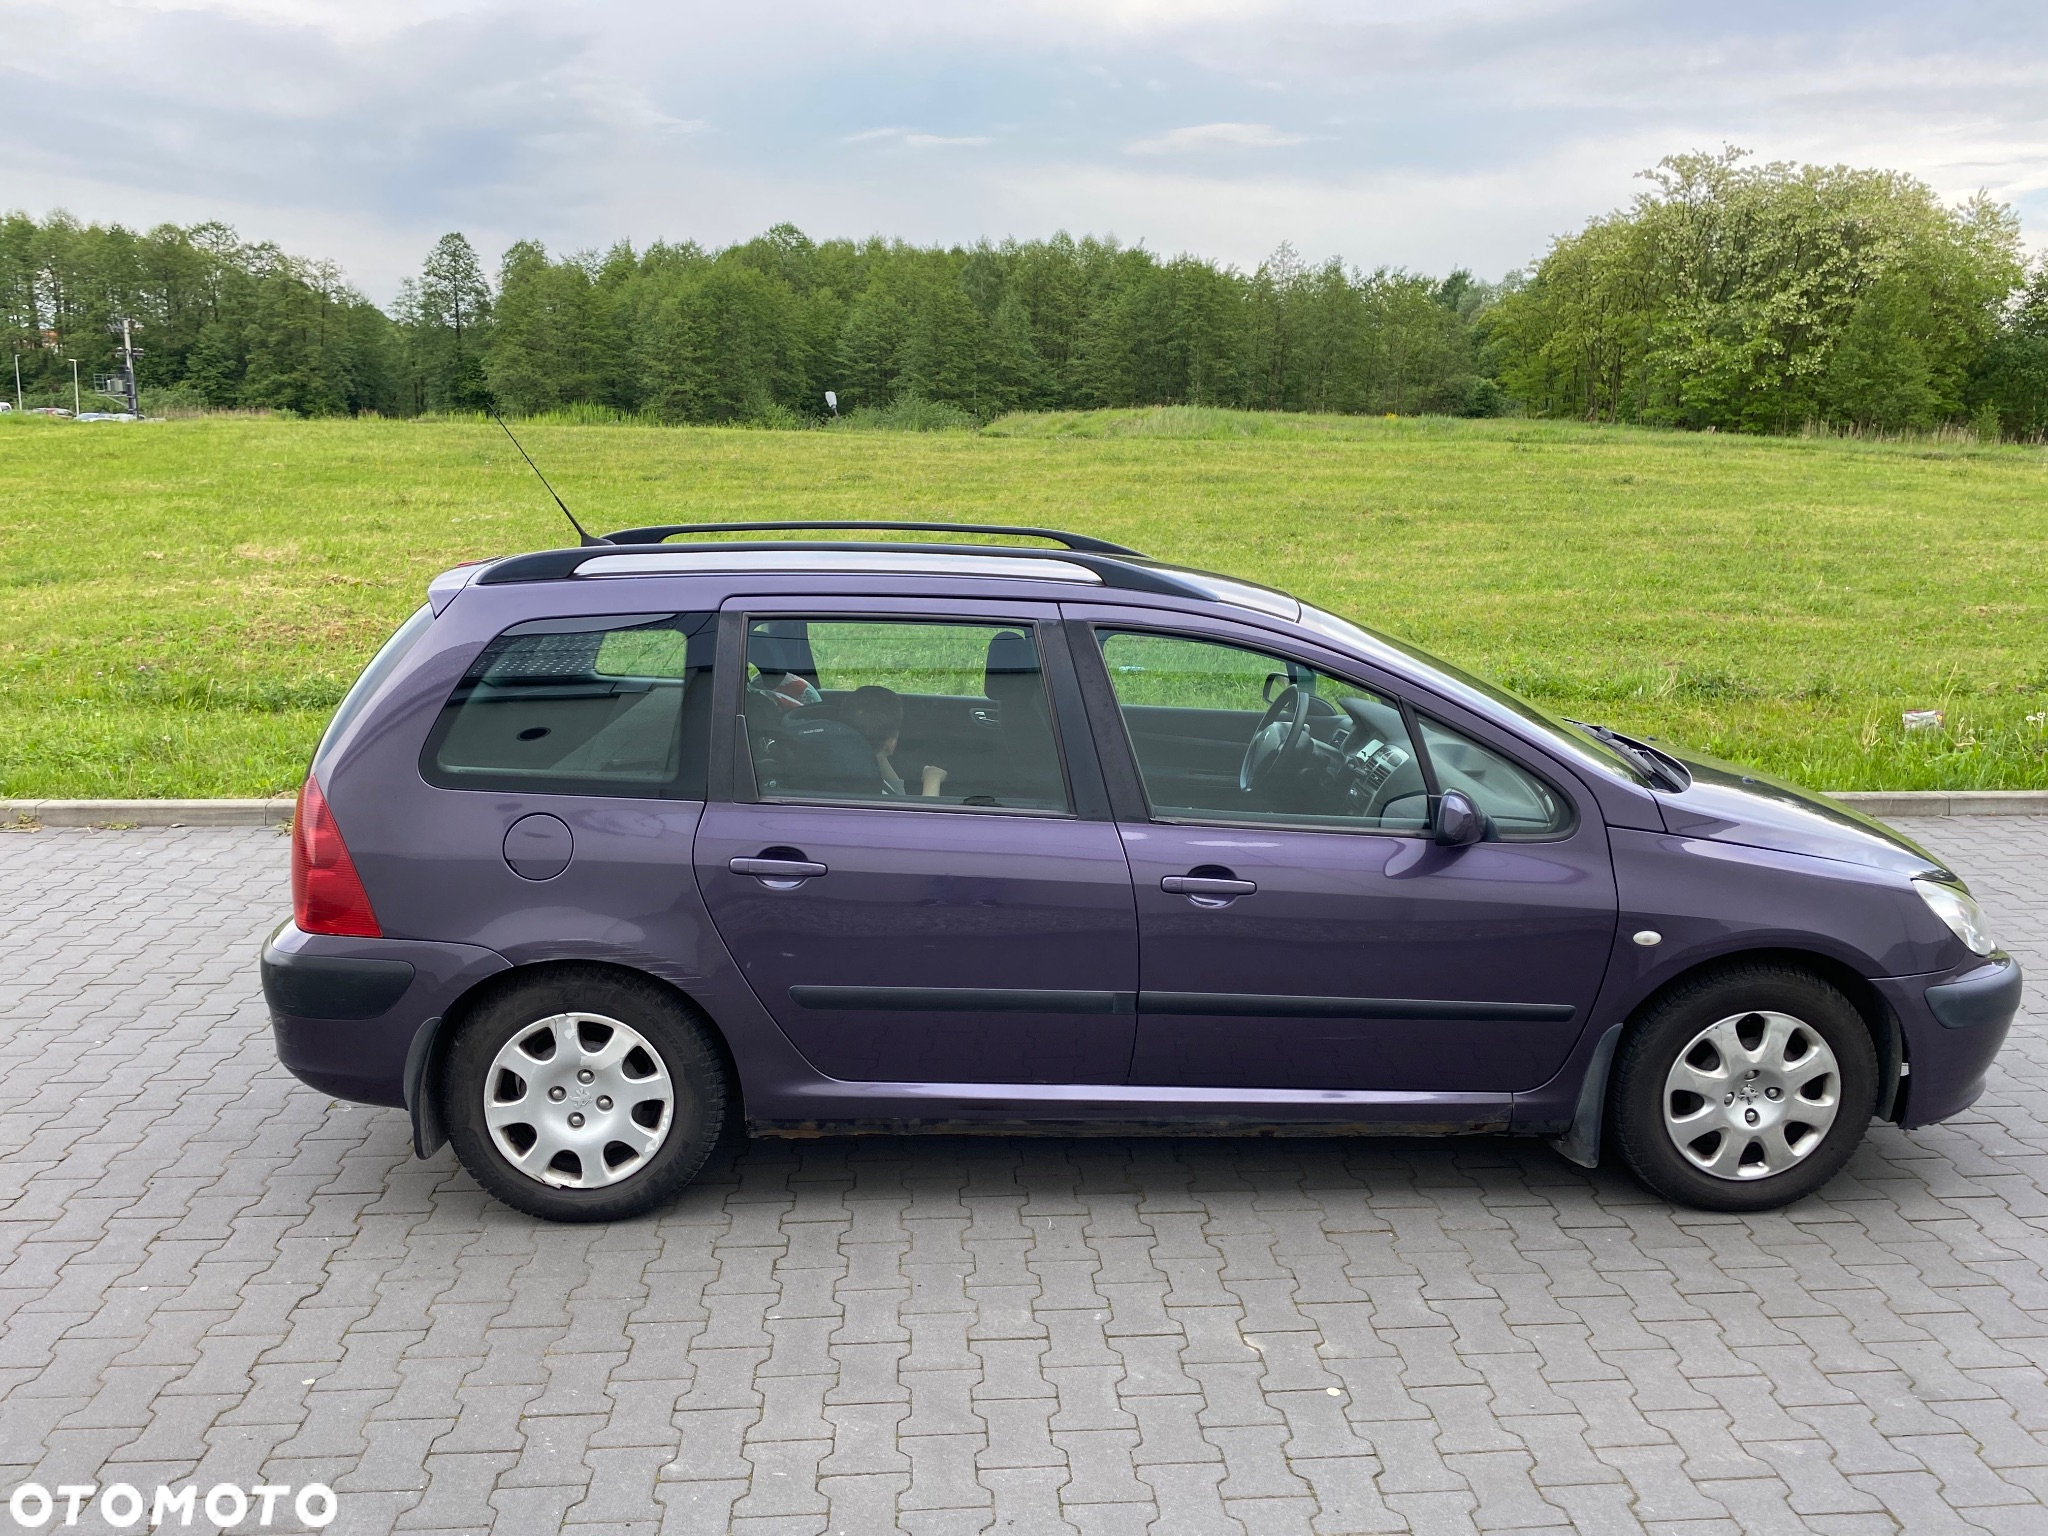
1434,788,1484,847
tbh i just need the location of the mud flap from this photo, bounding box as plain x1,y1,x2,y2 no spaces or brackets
1549,1023,1622,1169
403,1016,448,1159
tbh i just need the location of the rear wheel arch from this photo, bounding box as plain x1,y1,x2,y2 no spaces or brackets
410,960,744,1159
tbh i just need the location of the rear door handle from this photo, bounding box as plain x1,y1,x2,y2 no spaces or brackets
731,856,829,882
1161,876,1257,897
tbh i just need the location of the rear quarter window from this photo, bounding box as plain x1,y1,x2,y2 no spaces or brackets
422,612,716,798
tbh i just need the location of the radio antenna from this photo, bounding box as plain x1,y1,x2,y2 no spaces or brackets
491,410,610,547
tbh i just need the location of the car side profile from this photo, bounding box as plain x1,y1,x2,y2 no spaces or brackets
261,520,2021,1221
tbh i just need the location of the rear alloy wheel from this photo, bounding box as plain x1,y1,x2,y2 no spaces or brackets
441,968,728,1221
1612,964,1877,1212
484,1013,674,1190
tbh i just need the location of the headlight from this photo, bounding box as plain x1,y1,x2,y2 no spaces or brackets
1914,878,1998,957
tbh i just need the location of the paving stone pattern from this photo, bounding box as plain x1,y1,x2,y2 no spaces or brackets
2,818,2047,1534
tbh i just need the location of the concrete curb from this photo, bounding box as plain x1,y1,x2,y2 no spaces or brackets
1830,790,2048,818
1,799,294,828
4,790,2048,828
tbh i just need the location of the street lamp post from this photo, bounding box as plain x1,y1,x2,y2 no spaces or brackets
68,358,80,417
117,317,140,416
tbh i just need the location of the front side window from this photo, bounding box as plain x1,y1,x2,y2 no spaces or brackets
1098,630,1429,831
1297,600,1652,788
423,611,715,797
743,618,1069,812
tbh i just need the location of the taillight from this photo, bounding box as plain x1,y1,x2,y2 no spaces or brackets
291,777,381,937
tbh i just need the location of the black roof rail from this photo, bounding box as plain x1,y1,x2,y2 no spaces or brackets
475,539,1210,598
600,519,1143,556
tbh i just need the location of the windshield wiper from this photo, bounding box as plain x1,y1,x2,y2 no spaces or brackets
1566,720,1689,792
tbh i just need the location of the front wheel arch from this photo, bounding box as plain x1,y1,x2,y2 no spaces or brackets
408,960,744,1159
1606,957,1882,1210
1552,947,1902,1172
1616,948,1902,1121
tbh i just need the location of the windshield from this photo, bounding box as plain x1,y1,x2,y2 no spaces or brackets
1295,602,1652,787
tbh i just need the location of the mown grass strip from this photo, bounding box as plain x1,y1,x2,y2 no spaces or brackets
3,410,2045,797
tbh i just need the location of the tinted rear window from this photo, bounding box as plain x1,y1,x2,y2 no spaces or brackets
422,612,715,798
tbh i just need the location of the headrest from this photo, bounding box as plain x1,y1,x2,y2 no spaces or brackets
748,625,812,677
985,630,1038,680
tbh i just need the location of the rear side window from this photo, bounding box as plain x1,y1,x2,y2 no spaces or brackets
742,616,1071,812
423,612,715,798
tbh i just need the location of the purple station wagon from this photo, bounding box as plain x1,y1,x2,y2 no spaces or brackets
262,521,2020,1221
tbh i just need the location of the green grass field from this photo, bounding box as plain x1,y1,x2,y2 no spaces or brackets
3,407,2046,798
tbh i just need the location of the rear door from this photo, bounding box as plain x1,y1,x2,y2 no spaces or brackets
693,599,1140,1085
1069,608,1618,1094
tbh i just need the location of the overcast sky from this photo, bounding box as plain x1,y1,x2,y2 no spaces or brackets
5,0,2046,302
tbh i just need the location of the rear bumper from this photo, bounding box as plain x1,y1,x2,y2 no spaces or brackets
262,923,509,1106
1877,953,2023,1128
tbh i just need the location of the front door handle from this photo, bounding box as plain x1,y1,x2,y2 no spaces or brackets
1161,875,1258,897
731,855,829,887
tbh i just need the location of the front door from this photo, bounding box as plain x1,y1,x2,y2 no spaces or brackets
694,606,1139,1085
1081,620,1617,1094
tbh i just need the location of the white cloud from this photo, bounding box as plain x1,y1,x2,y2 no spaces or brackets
1125,122,1313,155
845,127,991,148
4,0,2047,298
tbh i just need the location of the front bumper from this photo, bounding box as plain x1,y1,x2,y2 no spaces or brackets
1877,953,2023,1128
261,923,509,1106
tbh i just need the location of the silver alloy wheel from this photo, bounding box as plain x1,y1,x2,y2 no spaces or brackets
484,1012,675,1189
1662,1010,1841,1180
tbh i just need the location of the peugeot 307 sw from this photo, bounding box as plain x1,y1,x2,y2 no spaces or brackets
260,520,2022,1221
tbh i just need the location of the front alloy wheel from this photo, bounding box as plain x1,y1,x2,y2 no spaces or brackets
1661,1010,1841,1180
1612,964,1877,1212
442,967,728,1221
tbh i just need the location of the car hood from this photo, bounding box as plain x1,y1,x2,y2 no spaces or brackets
1652,749,1951,879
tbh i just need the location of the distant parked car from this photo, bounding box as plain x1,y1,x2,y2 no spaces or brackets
25,407,71,417
75,412,139,422
263,520,2021,1222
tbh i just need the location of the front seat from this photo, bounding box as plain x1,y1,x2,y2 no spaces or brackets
982,632,1065,804
743,626,820,781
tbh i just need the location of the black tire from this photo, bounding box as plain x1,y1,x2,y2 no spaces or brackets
1611,963,1878,1213
439,966,729,1222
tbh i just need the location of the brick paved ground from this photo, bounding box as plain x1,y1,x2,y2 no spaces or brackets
1,817,2046,1535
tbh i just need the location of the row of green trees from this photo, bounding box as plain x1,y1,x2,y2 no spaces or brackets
4,150,2044,435
1489,149,2045,436
0,215,397,416
479,229,1506,424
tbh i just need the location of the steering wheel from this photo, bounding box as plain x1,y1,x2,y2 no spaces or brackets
1239,684,1320,793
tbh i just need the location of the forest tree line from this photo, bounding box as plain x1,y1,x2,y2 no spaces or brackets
4,150,2046,437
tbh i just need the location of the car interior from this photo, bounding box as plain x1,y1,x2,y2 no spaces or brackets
743,619,1072,811
1097,628,1569,836
423,610,1565,835
1098,629,1435,831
